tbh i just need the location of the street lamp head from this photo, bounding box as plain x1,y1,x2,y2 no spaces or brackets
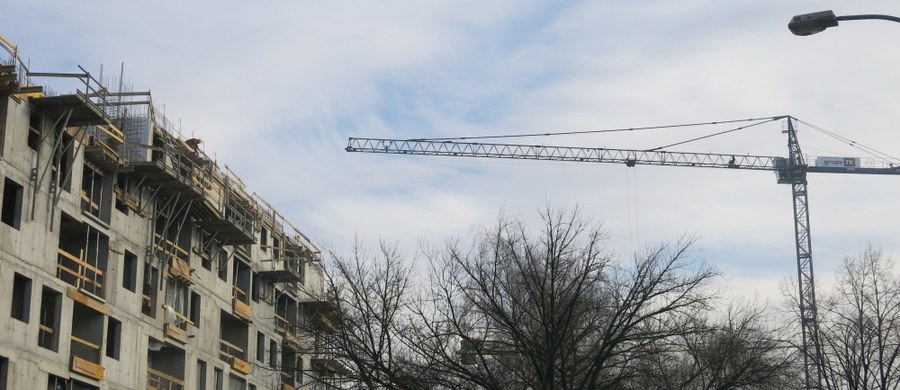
789,10,839,36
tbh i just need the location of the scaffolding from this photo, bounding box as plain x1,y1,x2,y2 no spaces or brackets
255,194,318,285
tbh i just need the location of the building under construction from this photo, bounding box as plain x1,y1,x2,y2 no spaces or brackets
0,36,340,390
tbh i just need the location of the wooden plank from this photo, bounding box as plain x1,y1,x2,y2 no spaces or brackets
71,355,105,381
164,323,188,344
67,288,108,314
70,335,101,350
232,356,251,375
233,298,252,322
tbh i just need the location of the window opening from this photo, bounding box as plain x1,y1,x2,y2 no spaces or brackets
269,340,277,369
0,356,7,390
28,110,40,151
142,260,160,318
38,287,62,350
1,178,23,229
196,360,207,390
190,292,201,327
57,215,108,298
165,278,190,329
69,302,105,380
11,273,32,322
214,368,223,390
219,311,249,365
106,317,121,359
147,337,186,390
250,272,260,303
256,332,265,362
123,250,137,292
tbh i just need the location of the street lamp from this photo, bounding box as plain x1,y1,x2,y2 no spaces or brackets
789,10,900,36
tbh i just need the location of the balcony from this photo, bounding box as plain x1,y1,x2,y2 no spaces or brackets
259,256,303,284
129,140,206,200
83,127,126,172
192,171,258,244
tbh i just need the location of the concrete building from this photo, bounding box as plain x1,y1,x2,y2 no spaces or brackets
0,36,338,390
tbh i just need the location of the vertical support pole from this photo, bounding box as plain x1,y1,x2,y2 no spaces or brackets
786,117,825,389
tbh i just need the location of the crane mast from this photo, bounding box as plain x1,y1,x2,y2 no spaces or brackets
346,116,900,389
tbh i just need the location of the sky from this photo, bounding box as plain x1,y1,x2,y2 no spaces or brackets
3,1,900,302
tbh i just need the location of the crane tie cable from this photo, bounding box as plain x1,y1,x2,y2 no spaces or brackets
794,118,900,164
411,116,786,142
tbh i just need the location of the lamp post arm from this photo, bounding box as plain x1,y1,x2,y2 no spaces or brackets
837,14,900,24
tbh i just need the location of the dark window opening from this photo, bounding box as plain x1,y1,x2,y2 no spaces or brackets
233,260,251,304
217,251,228,281
196,360,207,390
281,345,297,387
269,339,277,368
0,356,8,390
80,162,112,222
123,250,138,292
260,228,268,252
38,287,61,350
1,178,23,229
113,174,129,215
147,337,186,389
106,317,121,359
219,311,248,364
256,331,265,362
251,272,260,303
69,302,105,375
57,215,109,298
28,110,40,151
142,260,160,318
11,273,31,322
214,367,223,390
190,292,201,328
229,374,246,390
276,294,297,335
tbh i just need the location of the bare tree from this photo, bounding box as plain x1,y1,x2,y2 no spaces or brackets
319,239,424,389
322,207,796,390
634,300,798,390
814,247,900,390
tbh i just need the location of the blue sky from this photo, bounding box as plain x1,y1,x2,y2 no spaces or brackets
4,1,900,301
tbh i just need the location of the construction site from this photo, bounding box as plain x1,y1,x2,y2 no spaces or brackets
0,36,340,390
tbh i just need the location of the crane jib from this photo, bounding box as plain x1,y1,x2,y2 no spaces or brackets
346,138,900,177
346,138,783,171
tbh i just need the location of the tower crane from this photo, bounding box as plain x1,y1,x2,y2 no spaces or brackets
345,115,900,390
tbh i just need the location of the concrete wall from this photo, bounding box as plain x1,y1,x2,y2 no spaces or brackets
0,90,330,390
